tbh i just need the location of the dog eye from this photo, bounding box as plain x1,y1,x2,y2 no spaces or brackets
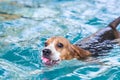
57,43,63,48
44,42,48,47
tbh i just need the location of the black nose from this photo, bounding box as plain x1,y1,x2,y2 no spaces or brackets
42,49,51,56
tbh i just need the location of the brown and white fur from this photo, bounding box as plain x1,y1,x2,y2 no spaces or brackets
41,17,120,65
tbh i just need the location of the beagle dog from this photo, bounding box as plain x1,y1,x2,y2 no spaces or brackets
41,17,120,65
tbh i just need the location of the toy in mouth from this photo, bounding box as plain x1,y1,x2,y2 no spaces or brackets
41,57,60,66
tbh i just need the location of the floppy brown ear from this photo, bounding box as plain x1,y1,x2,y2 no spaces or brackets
70,45,91,60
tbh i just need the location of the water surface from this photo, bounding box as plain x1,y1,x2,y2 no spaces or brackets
0,0,120,80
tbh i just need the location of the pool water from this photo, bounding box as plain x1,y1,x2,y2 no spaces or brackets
0,0,120,80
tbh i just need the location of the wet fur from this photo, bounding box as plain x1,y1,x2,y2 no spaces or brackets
43,17,120,61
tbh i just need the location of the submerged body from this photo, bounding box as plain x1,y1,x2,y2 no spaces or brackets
75,17,120,56
75,27,116,56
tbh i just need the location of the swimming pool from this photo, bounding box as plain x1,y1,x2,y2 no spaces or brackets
0,0,120,80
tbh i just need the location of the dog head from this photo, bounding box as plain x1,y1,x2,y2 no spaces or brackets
41,36,90,65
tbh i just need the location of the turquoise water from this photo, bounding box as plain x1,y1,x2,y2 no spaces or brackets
0,0,120,80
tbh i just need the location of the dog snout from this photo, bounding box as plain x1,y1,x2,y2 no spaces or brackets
42,49,51,56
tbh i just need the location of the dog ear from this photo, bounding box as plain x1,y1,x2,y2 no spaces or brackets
70,45,91,60
60,44,78,60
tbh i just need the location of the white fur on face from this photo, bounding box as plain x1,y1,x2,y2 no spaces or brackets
44,41,60,60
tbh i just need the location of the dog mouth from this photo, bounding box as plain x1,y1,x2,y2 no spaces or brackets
41,57,60,66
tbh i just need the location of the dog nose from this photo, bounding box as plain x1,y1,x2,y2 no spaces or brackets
42,49,51,56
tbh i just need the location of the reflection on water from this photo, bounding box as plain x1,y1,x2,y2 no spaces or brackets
0,0,120,80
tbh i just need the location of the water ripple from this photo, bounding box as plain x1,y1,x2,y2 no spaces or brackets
0,0,120,80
